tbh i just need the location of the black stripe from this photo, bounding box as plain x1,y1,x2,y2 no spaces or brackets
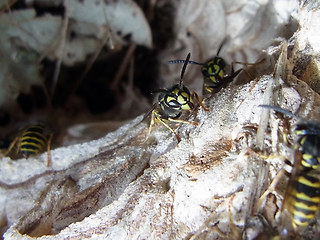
22,133,46,143
20,138,45,147
20,143,42,151
296,176,320,198
294,196,319,207
293,215,309,224
27,126,43,131
293,205,317,216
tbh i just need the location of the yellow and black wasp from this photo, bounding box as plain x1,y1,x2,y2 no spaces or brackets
147,53,208,143
259,105,320,235
168,40,249,94
5,122,53,166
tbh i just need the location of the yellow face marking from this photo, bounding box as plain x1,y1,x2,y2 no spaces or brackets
207,60,214,66
177,95,186,105
172,88,179,95
181,91,189,99
219,69,224,79
209,76,217,83
181,104,191,110
208,66,213,75
166,96,175,102
213,65,220,74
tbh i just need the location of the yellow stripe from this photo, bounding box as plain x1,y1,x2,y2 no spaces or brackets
301,161,312,168
298,176,320,188
20,148,38,153
292,209,316,220
20,142,43,148
294,201,318,211
295,130,306,136
302,153,312,160
295,192,320,203
22,130,44,137
293,219,308,227
204,86,212,93
22,131,46,140
20,136,46,147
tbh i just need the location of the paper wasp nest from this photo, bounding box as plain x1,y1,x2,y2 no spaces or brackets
1,0,320,239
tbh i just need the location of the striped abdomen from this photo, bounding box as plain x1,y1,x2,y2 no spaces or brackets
287,173,320,229
296,134,320,169
202,56,226,92
19,124,47,158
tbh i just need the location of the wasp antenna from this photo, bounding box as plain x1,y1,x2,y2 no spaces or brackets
216,36,231,56
180,53,191,87
216,40,226,56
259,105,302,120
167,59,203,65
167,60,186,64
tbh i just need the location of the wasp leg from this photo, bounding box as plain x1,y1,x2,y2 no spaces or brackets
158,117,181,143
232,58,265,69
144,110,156,143
168,117,198,126
149,111,155,135
167,117,201,142
46,133,53,166
149,112,182,143
253,159,289,213
203,85,224,95
229,58,265,81
192,91,209,111
4,137,19,157
157,115,199,143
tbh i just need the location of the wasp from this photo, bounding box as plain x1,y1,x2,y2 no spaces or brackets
259,105,320,234
5,122,53,166
285,167,320,230
147,53,208,143
168,40,255,94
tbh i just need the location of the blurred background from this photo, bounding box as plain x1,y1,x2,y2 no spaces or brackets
0,0,299,147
